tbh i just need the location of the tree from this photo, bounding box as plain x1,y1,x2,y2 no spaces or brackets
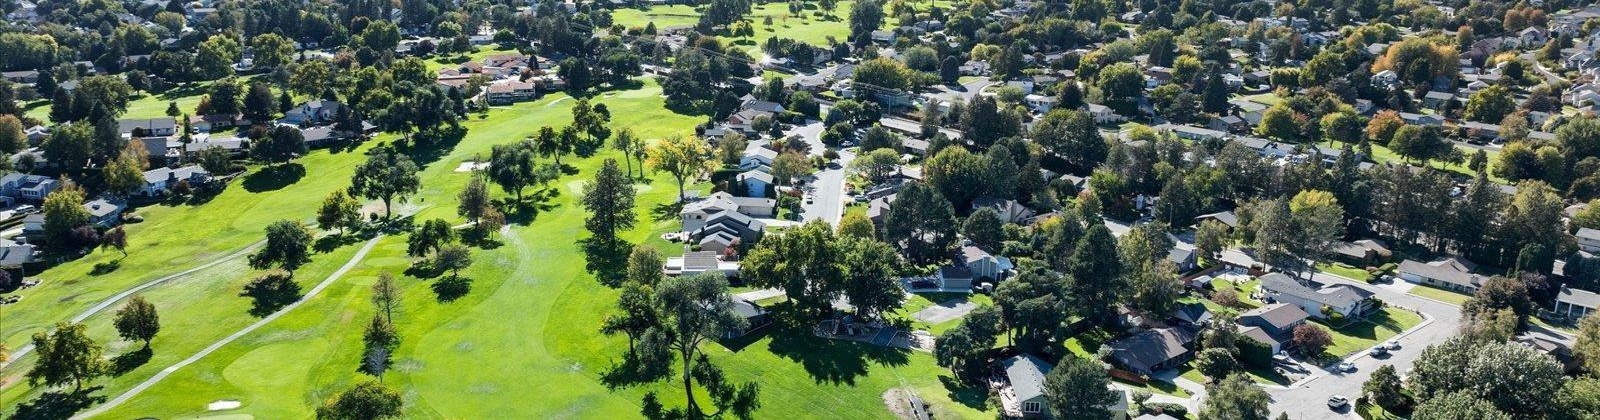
407,219,456,258
1408,338,1565,417
627,246,665,287
458,176,490,223
1464,85,1516,123
41,180,91,247
1320,111,1365,145
934,305,1001,380
582,159,637,249
27,322,107,390
0,114,26,153
250,220,313,274
604,280,660,354
1096,63,1144,115
848,0,885,42
1033,109,1108,170
646,134,711,202
1196,347,1241,380
1290,323,1333,357
1194,219,1230,259
243,82,278,123
1198,374,1271,420
1412,391,1513,420
652,272,761,418
316,381,404,420
838,210,876,240
434,244,473,278
1068,225,1124,325
195,35,242,79
883,182,957,263
113,295,160,348
103,143,148,197
488,143,540,201
962,208,1005,251
1255,102,1303,141
317,190,362,234
1042,356,1119,419
252,125,308,164
371,272,401,323
1366,110,1405,145
100,226,128,257
742,221,844,314
1364,364,1409,414
350,148,421,219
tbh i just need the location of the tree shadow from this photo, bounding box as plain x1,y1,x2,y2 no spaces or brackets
650,201,684,222
241,274,302,317
763,307,911,385
110,347,153,376
580,238,630,287
500,189,559,226
938,375,992,410
313,234,364,253
404,260,445,280
242,163,306,192
89,259,121,276
600,352,674,390
395,125,467,168
9,387,106,420
431,276,472,302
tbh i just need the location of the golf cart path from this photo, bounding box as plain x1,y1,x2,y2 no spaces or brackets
73,234,383,419
4,239,267,365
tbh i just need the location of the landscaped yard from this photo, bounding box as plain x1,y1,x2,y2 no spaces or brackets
1312,308,1425,360
1407,284,1472,306
1318,262,1373,282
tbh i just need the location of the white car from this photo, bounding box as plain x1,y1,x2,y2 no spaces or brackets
1328,395,1349,409
1369,347,1387,357
1384,340,1401,350
1337,362,1357,372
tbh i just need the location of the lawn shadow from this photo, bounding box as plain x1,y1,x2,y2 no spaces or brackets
404,260,445,280
764,307,911,385
650,201,683,222
500,189,559,226
241,163,306,192
601,351,674,389
9,387,106,420
432,276,472,302
938,375,991,411
395,125,467,168
314,234,365,253
241,274,303,317
110,347,152,376
580,238,630,287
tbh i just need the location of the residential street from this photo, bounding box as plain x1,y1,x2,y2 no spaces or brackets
788,119,853,225
1262,273,1462,419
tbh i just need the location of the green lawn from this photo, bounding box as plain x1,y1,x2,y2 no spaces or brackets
889,292,993,335
1114,377,1190,398
1407,284,1471,306
7,78,994,419
426,45,520,73
1342,140,1507,184
1312,308,1424,361
1317,262,1373,282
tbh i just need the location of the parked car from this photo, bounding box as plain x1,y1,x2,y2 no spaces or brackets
1337,362,1357,372
1369,347,1387,357
1384,340,1401,350
1328,395,1349,409
910,279,937,289
1272,353,1294,365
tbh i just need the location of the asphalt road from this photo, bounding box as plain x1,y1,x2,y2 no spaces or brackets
790,119,853,225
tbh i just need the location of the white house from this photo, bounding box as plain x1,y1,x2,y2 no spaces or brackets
1087,104,1125,124
137,165,210,197
1579,227,1600,253
1555,285,1600,321
1399,257,1484,293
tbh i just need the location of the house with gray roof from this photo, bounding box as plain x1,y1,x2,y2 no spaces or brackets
1258,273,1376,319
680,191,776,232
1578,227,1600,253
0,173,57,204
0,244,36,268
723,297,771,339
1105,327,1198,376
117,117,177,137
1000,354,1129,419
83,196,125,227
1555,285,1600,321
1399,257,1485,293
138,165,211,197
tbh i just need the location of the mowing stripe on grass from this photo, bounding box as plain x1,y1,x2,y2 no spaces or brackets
3,239,266,366
74,235,383,419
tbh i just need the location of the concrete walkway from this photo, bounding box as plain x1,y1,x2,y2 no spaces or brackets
735,288,785,302
3,239,267,367
72,235,384,419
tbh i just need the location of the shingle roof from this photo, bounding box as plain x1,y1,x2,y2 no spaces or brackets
1107,327,1197,373
1260,273,1374,310
1239,302,1310,331
1399,258,1483,289
1002,354,1052,402
1558,285,1600,309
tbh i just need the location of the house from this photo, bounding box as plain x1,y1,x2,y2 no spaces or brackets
725,109,772,134
1399,257,1485,293
1087,104,1125,124
739,144,778,172
999,354,1130,419
867,193,896,225
1398,112,1445,126
281,100,344,126
971,197,1035,223
1237,303,1309,353
24,125,47,145
723,297,771,339
117,118,177,137
664,251,740,277
1372,70,1399,87
1554,285,1600,321
1331,239,1392,266
138,165,210,197
1521,27,1549,48
189,114,243,133
1422,91,1455,109
485,81,538,104
1210,115,1250,133
0,173,58,204
736,168,775,198
1194,210,1239,230
83,196,125,227
0,244,36,268
958,245,1014,281
1258,273,1375,320
1106,327,1198,376
1168,248,1197,272
1024,94,1058,113
1579,228,1600,253
1155,124,1227,141
680,192,776,231
1171,302,1212,326
2,70,39,85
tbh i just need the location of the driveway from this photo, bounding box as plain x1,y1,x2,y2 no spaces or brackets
1262,272,1463,419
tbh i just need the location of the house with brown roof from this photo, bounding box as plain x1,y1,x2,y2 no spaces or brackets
1399,257,1485,293
1105,327,1199,376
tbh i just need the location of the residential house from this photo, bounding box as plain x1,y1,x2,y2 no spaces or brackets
1579,227,1600,253
739,144,778,172
1258,273,1376,320
0,244,36,268
725,109,771,134
958,245,1014,281
1521,27,1550,48
1422,91,1455,109
663,250,741,277
117,118,177,137
867,193,896,225
1106,327,1199,376
1168,247,1197,272
1024,94,1059,113
1088,104,1125,124
138,165,210,197
1237,303,1310,354
1194,210,1239,230
1000,354,1129,419
724,297,771,338
1210,115,1250,133
83,196,125,227
1398,112,1446,126
1399,257,1485,293
1372,70,1399,87
971,197,1036,223
189,114,243,133
1554,285,1600,321
281,100,343,126
736,170,774,198
1331,239,1392,266
0,173,58,204
485,81,538,104
680,192,776,231
2,70,39,85
1171,302,1212,326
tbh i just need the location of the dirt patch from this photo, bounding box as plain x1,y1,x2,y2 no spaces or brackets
883,388,931,420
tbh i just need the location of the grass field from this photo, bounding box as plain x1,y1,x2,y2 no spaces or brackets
1317,262,1373,282
4,78,993,419
1313,308,1424,360
1406,284,1471,306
